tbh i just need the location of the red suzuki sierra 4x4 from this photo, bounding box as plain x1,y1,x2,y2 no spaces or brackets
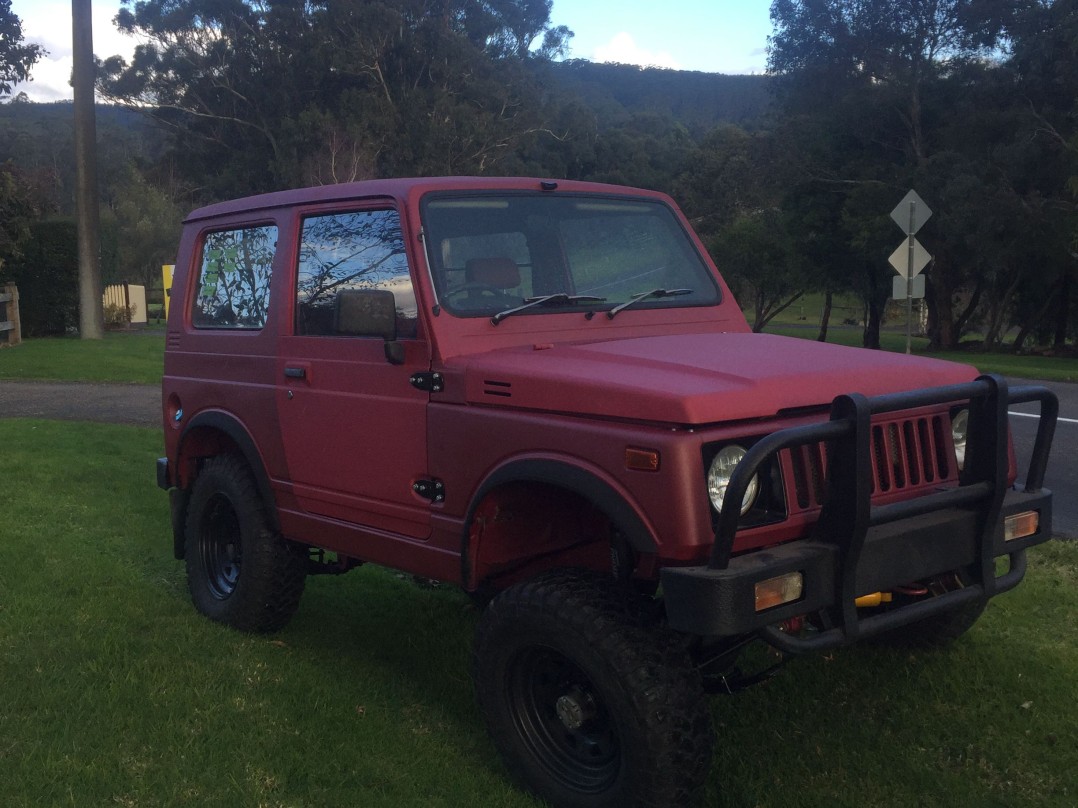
158,177,1056,807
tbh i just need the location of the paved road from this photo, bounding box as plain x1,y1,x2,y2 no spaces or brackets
0,379,159,427
0,376,1072,536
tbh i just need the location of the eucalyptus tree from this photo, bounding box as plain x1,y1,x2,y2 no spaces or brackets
1006,0,1078,350
712,207,804,332
678,124,809,332
0,0,45,270
0,0,42,98
767,0,1018,349
99,0,572,197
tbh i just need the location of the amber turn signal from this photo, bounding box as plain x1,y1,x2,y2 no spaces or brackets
1004,510,1039,542
754,572,804,612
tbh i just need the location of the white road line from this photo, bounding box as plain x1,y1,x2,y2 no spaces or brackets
1009,411,1078,425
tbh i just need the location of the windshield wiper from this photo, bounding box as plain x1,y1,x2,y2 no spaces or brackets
606,288,693,319
491,293,606,325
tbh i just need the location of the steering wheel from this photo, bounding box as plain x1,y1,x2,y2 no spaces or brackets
445,282,518,305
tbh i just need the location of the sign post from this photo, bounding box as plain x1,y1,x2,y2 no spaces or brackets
888,190,932,354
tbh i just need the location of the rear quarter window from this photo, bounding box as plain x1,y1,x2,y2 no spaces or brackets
192,225,278,329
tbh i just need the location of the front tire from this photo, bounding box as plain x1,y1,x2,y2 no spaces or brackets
473,570,713,807
184,455,306,632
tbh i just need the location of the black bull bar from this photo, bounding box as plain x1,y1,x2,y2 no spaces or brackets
661,374,1057,652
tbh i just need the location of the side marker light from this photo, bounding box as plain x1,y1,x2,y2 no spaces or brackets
624,447,660,472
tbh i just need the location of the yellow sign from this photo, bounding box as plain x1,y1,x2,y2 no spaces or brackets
162,264,175,319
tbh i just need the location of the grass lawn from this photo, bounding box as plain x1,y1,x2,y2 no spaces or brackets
1,419,1076,806
766,325,1078,383
0,331,164,385
3,317,1076,389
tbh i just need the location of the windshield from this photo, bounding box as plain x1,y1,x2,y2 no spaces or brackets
421,193,721,319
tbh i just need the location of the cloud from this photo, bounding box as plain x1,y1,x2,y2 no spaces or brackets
9,1,139,102
592,32,681,70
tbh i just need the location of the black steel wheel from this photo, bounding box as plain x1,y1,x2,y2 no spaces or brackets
184,455,306,632
198,492,242,600
473,569,713,808
507,646,620,794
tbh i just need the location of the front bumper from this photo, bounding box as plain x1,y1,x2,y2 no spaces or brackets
661,375,1057,652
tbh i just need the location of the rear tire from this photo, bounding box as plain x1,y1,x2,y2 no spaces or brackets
184,455,306,632
473,570,713,807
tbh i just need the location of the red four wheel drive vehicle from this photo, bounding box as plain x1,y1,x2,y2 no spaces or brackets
157,176,1056,807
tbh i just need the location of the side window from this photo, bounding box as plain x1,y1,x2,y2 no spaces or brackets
193,225,278,329
296,209,417,338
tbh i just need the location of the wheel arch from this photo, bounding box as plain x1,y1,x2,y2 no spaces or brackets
461,457,658,590
171,410,279,559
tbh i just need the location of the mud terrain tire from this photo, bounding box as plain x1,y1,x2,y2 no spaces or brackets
184,455,306,632
473,569,713,807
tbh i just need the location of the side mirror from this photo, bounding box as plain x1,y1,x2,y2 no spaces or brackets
333,289,404,364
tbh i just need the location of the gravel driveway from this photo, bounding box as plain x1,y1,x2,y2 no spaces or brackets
0,380,159,427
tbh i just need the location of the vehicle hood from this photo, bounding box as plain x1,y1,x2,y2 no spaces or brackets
448,332,979,425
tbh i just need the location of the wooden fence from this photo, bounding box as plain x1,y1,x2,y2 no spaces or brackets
0,284,20,347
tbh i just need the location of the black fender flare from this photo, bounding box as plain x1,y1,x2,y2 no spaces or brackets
462,458,658,586
173,411,280,557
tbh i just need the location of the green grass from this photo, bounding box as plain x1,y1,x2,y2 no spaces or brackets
1,310,1077,387
0,331,164,385
1,419,1076,806
0,420,533,808
928,349,1078,383
756,293,1078,381
766,324,1078,383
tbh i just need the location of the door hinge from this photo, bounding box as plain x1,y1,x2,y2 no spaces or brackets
413,478,445,503
409,371,444,393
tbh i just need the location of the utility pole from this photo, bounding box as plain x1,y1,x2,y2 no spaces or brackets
72,0,104,339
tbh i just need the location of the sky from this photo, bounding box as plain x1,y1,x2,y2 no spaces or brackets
7,0,773,103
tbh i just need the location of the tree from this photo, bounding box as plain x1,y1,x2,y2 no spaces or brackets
712,208,804,332
107,164,183,287
99,0,572,197
780,178,858,342
0,160,50,267
1006,0,1078,351
767,0,1019,349
0,0,43,98
0,218,79,336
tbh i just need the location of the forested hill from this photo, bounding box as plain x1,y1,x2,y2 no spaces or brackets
547,60,772,131
0,61,774,154
0,100,166,216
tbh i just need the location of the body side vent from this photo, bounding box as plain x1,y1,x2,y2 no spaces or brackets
483,380,512,398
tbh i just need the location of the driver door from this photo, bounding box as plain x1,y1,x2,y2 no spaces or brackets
276,205,431,540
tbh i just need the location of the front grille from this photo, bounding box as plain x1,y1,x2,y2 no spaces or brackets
788,413,956,510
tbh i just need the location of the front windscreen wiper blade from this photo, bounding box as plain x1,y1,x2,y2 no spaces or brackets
606,288,692,319
491,293,606,325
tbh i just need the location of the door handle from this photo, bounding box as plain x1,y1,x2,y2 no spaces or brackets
284,367,306,379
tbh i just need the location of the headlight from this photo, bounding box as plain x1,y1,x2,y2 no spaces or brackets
951,408,969,471
707,444,759,515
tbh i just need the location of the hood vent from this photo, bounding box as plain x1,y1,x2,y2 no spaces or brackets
483,380,513,398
